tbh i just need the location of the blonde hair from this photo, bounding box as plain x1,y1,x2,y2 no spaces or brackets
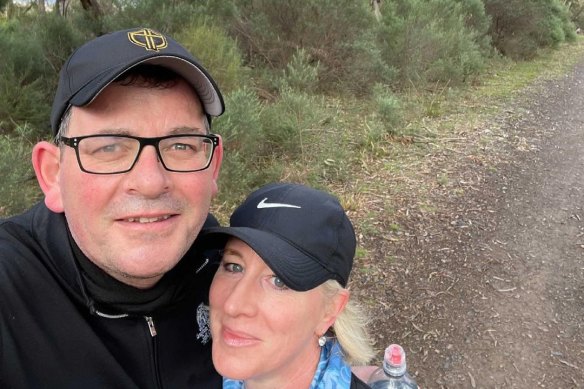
321,279,376,365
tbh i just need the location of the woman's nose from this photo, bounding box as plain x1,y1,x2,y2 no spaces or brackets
223,278,259,317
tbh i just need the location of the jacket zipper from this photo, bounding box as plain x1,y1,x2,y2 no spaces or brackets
145,316,163,388
145,316,157,337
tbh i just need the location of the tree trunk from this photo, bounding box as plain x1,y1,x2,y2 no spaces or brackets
371,0,382,22
37,0,45,14
80,0,102,18
55,0,67,16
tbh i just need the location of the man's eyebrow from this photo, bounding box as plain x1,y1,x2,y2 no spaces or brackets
168,126,207,135
85,126,206,136
91,128,132,135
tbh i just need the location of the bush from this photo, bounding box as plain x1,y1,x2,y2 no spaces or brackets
272,48,320,93
0,126,42,217
372,83,404,132
485,0,576,60
0,64,48,136
176,23,248,95
98,0,203,36
260,87,328,157
378,0,489,88
0,15,85,138
222,0,392,95
214,87,279,208
214,85,337,205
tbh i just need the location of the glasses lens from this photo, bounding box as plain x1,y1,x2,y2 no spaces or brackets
159,135,214,172
77,136,139,173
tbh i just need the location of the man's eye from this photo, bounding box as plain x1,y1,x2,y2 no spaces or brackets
97,144,120,153
170,143,193,151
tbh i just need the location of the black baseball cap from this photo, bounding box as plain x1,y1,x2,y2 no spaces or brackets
50,27,224,134
201,182,356,291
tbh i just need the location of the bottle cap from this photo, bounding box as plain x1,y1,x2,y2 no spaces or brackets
382,344,407,376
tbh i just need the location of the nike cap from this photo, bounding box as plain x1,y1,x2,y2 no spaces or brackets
201,182,356,291
50,27,224,134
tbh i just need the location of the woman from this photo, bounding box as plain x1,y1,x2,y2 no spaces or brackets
202,182,376,389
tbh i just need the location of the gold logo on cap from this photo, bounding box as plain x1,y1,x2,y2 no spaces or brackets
128,28,168,51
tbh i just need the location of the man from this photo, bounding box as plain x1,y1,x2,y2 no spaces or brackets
0,27,224,388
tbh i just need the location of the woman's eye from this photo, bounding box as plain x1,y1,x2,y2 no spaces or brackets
223,262,243,273
271,276,289,290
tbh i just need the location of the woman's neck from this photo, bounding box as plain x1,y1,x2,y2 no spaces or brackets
244,345,321,389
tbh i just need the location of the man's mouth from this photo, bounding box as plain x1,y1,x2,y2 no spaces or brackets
125,215,172,223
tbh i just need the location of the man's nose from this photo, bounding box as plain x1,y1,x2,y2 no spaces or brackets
124,145,171,197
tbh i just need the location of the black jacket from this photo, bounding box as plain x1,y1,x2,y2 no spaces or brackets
0,202,221,389
351,373,372,388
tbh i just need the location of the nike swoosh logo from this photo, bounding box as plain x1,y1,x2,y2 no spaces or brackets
257,198,302,209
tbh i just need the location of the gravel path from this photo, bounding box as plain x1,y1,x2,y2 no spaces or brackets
355,57,584,388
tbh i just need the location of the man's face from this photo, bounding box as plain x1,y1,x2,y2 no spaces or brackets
55,80,222,288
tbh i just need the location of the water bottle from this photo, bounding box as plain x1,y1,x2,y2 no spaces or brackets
367,344,418,389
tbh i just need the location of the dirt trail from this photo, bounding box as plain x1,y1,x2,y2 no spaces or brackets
355,59,584,388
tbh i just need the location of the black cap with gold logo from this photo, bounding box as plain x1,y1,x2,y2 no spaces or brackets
50,27,224,134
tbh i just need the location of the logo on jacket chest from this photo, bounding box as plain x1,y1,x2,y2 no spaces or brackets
196,303,211,345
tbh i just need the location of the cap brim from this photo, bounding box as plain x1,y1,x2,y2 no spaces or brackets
202,227,335,291
70,55,224,117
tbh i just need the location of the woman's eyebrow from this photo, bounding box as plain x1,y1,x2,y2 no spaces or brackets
222,247,243,258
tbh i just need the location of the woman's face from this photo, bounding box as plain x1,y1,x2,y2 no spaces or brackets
209,238,339,387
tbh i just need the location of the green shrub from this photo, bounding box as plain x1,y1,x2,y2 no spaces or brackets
176,23,248,94
98,0,203,36
0,64,48,136
379,0,489,87
214,87,280,207
485,0,576,59
372,83,404,132
276,48,320,93
223,0,391,95
260,87,328,157
0,126,42,217
0,15,84,137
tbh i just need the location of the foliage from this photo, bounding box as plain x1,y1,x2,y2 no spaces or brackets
274,48,320,93
214,87,274,207
568,0,584,28
378,0,490,88
97,0,205,35
220,0,394,95
176,23,248,95
0,126,42,217
260,87,329,157
485,0,576,60
372,83,404,133
0,64,47,135
0,15,83,137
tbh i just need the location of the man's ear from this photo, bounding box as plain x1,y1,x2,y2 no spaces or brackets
210,135,223,196
32,141,64,213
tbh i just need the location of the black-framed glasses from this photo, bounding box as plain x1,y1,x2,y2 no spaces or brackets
58,134,220,174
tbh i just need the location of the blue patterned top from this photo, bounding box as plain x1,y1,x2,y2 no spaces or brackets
223,339,352,389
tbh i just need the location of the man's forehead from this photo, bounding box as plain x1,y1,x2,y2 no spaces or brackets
68,81,206,134
80,79,204,112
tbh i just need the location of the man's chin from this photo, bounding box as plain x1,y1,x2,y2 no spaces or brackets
116,271,166,289
112,261,176,289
